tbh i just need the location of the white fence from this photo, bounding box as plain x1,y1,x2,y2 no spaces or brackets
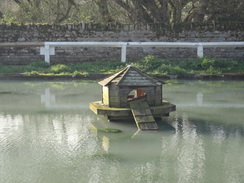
1,41,244,64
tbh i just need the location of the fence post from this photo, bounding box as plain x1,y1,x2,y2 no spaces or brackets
121,43,127,62
44,44,50,64
197,43,204,58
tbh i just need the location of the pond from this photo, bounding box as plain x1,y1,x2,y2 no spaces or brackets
0,80,243,183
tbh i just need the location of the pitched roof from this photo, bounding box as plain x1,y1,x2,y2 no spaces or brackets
98,65,163,86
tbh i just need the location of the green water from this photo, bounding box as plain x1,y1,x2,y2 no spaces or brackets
0,80,243,183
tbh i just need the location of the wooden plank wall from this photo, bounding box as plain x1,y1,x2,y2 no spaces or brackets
102,86,109,105
106,84,163,108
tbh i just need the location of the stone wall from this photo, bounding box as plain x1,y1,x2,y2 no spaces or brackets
0,22,243,65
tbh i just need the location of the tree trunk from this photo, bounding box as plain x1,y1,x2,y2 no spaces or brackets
94,0,115,23
194,0,209,22
159,0,169,23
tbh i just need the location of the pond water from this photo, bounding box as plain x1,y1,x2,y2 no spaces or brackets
0,80,243,183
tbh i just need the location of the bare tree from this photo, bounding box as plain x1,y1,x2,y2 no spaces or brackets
1,0,243,24
10,0,77,23
92,0,115,23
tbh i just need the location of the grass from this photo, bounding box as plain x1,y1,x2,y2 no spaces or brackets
0,56,243,76
129,56,243,75
164,80,183,85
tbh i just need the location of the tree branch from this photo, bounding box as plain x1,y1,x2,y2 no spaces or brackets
12,0,22,5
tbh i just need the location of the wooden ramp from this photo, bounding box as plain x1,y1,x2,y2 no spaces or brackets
129,100,158,130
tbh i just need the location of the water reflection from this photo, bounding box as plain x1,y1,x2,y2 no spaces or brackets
153,113,205,183
40,87,88,110
0,81,244,183
0,112,103,183
126,113,244,183
207,124,244,183
41,88,55,108
40,87,244,110
178,91,244,108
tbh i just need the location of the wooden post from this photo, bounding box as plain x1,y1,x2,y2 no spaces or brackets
121,44,127,62
44,44,50,64
197,43,204,58
40,45,55,64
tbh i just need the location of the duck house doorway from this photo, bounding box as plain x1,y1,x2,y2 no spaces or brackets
127,89,147,102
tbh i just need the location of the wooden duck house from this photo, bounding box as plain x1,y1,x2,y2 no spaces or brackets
90,65,176,130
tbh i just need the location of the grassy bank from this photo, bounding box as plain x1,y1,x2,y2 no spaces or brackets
0,56,243,76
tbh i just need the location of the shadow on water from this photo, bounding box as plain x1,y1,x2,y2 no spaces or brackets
166,113,244,137
157,120,176,132
98,117,176,133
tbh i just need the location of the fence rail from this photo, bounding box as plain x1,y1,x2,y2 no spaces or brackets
1,41,244,64
0,42,44,47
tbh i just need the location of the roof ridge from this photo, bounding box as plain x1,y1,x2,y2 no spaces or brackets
98,66,127,86
115,66,131,86
98,65,163,86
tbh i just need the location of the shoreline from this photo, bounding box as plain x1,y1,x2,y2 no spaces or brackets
0,73,244,81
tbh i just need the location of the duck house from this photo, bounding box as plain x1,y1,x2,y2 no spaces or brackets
90,65,176,130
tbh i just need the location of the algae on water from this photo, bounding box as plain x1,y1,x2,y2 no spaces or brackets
98,128,122,133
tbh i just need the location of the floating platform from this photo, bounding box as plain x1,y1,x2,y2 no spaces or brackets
90,65,176,130
90,100,176,130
